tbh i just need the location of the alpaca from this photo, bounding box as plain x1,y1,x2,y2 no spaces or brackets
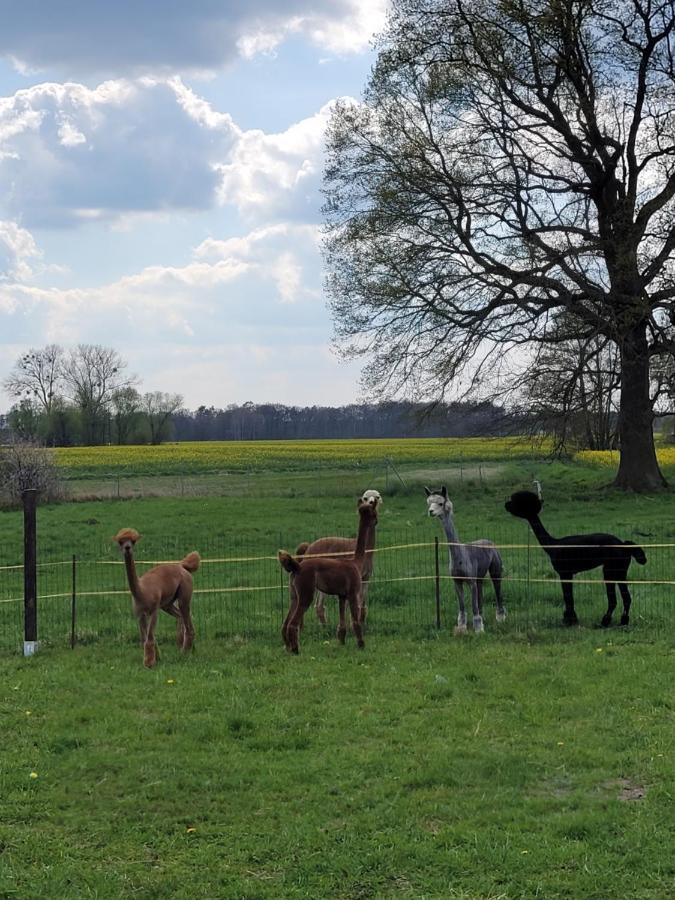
278,499,378,654
113,528,199,667
504,490,646,626
295,489,381,625
425,486,506,634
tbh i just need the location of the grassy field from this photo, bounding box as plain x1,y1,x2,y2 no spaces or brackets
2,449,675,651
0,439,673,897
1,634,672,899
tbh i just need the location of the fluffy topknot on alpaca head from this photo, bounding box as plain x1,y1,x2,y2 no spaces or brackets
113,528,141,552
504,490,542,519
360,488,382,508
424,485,453,518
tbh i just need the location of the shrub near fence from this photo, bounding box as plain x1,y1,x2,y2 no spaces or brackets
0,521,672,653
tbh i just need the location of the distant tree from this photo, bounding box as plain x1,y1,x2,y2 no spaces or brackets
61,345,136,445
111,387,143,445
2,344,64,416
141,391,183,444
518,334,620,453
7,399,42,442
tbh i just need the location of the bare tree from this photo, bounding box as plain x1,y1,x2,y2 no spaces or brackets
141,391,183,444
324,0,675,490
3,344,64,415
0,442,64,505
517,332,620,453
61,345,136,445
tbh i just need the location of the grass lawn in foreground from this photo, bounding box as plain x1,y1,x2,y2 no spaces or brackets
0,634,672,899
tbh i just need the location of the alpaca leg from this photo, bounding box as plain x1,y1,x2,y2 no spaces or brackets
282,582,298,648
315,591,328,625
137,611,149,646
359,579,370,624
336,596,347,644
286,591,311,655
178,594,195,652
144,610,159,668
560,577,578,625
601,570,618,627
453,579,467,635
618,581,632,626
164,603,185,648
490,557,506,622
471,581,484,633
347,592,365,649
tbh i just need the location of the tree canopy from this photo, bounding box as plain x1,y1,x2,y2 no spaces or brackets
324,0,675,489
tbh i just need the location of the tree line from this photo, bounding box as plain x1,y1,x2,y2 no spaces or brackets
3,340,673,448
1,344,182,446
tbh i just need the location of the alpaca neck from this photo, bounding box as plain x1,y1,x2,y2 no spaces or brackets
527,515,555,547
440,511,463,562
123,550,142,599
354,514,374,565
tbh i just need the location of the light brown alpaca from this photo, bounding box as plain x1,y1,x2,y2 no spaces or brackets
278,499,378,654
113,528,199,668
295,489,381,625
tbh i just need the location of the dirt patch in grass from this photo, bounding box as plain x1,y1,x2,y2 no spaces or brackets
603,778,647,802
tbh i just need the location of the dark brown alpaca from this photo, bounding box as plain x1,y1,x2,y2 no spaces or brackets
278,499,378,654
294,489,381,625
113,528,199,668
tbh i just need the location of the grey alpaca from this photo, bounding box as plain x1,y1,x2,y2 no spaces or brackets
425,486,506,633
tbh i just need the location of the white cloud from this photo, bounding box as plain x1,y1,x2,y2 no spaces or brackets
0,220,41,280
0,77,341,228
215,101,335,221
0,219,359,407
0,1,387,78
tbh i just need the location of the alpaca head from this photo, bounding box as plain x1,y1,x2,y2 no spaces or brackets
113,527,141,554
504,490,542,520
361,488,382,508
424,485,453,518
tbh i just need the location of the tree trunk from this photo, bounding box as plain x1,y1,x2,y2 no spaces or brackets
613,321,667,491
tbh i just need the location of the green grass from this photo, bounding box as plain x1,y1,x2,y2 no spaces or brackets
1,458,675,650
0,635,672,899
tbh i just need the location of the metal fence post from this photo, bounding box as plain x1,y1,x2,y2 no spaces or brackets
434,536,441,630
70,554,77,649
22,488,38,656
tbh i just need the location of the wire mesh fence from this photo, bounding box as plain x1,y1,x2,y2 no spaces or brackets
0,520,672,655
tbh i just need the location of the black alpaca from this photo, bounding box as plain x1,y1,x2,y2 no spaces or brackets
504,491,646,627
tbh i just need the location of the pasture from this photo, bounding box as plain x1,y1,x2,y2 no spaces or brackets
0,438,673,897
1,635,672,899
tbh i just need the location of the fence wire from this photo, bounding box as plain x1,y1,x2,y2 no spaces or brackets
0,522,672,653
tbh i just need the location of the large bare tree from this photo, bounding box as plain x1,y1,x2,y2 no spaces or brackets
3,344,64,415
61,345,136,445
324,0,675,490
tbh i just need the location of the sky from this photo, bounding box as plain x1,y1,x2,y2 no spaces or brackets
0,0,388,412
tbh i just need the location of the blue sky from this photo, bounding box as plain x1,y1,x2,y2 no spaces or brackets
0,1,387,410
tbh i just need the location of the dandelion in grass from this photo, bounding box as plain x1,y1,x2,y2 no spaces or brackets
595,648,604,653
166,679,175,684
25,710,31,716
29,771,38,779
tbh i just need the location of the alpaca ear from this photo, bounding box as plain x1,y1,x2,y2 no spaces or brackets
424,486,431,496
441,485,448,498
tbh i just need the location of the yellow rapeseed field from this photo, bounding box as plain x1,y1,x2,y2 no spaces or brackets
55,437,545,476
578,447,675,467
